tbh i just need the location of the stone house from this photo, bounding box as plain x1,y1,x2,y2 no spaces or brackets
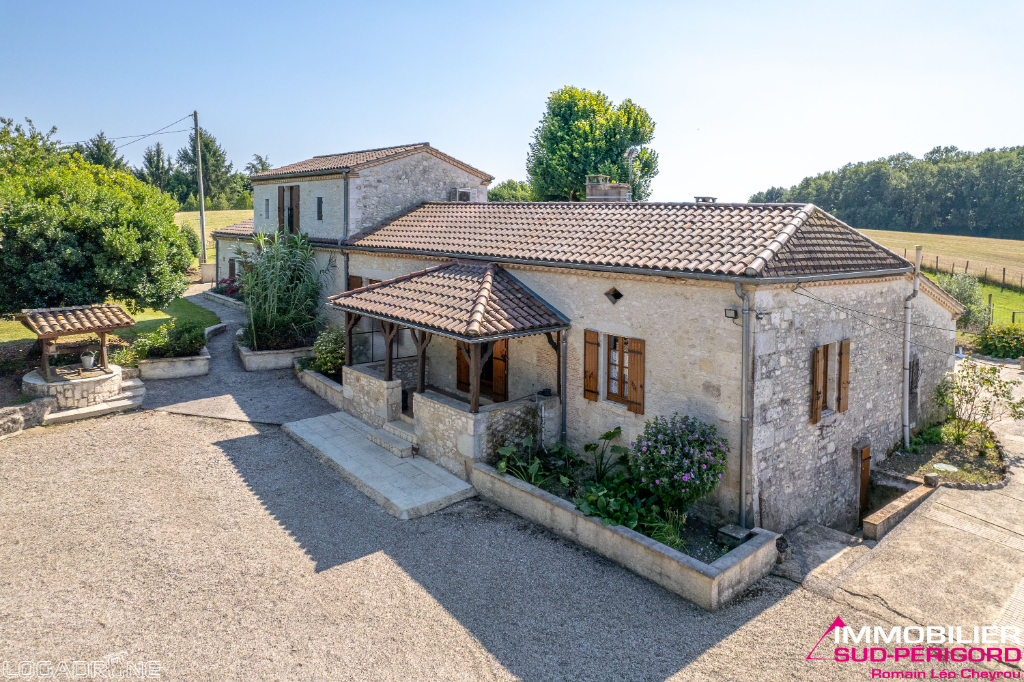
213,149,962,535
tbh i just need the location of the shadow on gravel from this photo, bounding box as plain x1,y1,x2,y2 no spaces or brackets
216,425,798,682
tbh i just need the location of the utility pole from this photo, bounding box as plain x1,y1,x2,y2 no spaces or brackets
193,110,207,264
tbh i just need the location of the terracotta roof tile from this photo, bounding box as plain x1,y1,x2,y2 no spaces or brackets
250,143,491,181
327,262,567,340
345,202,907,278
212,219,254,237
18,305,135,339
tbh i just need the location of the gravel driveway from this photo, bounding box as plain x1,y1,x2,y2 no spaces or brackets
0,410,907,681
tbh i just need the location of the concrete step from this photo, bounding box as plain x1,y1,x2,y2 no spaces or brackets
383,419,417,444
399,413,415,425
43,393,144,425
367,428,414,458
123,377,145,390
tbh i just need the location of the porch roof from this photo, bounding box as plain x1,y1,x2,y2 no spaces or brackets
326,261,569,342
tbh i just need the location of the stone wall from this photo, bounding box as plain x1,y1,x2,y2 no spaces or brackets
750,275,956,533
341,364,402,428
214,237,255,283
0,397,55,439
22,366,123,410
484,394,561,463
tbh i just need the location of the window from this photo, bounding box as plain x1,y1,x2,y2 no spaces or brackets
316,196,323,221
606,336,630,405
811,339,850,423
264,198,270,219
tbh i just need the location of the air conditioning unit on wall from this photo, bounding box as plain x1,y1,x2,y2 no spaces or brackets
448,188,476,202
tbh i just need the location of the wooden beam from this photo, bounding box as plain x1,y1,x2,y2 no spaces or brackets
545,331,562,396
40,340,53,383
381,322,399,381
344,312,361,367
470,342,481,413
413,330,432,394
99,331,109,371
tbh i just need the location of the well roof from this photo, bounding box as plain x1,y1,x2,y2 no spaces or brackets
18,304,135,339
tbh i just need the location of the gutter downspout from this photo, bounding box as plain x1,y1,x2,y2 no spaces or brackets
341,169,350,287
734,282,751,528
561,330,568,445
903,245,923,447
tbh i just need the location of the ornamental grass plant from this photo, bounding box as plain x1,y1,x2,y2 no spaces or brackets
236,233,334,351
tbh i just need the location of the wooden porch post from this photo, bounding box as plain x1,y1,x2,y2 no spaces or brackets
381,322,399,381
99,331,109,371
344,312,360,367
413,330,432,394
40,339,53,383
545,331,562,396
469,342,481,413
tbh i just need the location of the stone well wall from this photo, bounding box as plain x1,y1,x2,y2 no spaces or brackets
22,365,123,410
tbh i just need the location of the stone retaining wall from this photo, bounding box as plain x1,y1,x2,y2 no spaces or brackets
341,364,401,428
0,397,56,440
22,365,123,409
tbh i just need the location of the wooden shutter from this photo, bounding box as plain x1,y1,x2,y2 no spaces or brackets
277,186,285,232
811,345,825,423
347,275,363,291
290,185,300,234
626,338,645,415
228,259,236,280
837,339,850,413
583,330,599,401
456,342,470,392
491,339,508,403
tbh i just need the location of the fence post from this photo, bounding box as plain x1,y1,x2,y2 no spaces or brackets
966,260,969,274
990,293,994,326
1002,267,1006,290
936,256,939,272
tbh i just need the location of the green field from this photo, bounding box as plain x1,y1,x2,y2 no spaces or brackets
0,298,219,347
175,209,252,259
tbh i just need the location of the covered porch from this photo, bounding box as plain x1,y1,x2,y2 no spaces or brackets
326,260,570,479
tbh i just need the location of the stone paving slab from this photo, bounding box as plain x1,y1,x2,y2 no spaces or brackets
283,411,476,520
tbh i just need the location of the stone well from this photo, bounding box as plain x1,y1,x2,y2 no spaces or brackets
22,365,123,410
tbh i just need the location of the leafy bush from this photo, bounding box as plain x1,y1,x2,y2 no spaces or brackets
236,233,334,350
584,426,630,482
311,326,345,376
211,277,242,299
977,323,1024,359
496,435,552,487
936,273,984,330
574,477,639,529
629,414,729,513
934,360,1024,442
179,222,201,259
113,320,207,366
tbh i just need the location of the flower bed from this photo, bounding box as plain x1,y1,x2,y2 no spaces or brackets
471,462,779,611
236,329,314,371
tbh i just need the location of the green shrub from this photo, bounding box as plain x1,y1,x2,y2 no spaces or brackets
936,273,983,330
977,323,1024,359
628,414,729,513
574,477,640,528
584,426,630,482
236,233,334,350
311,326,345,376
934,360,1024,442
179,222,201,259
118,319,207,364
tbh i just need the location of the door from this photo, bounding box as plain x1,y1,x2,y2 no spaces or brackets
455,340,507,402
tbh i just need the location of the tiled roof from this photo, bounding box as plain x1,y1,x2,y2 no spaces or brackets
327,262,568,340
212,219,254,238
345,202,909,278
18,304,135,339
250,143,492,181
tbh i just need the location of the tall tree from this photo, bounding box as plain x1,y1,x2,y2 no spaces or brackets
134,141,175,192
526,86,659,201
0,117,63,175
244,154,271,175
175,127,233,200
488,179,533,202
72,131,128,171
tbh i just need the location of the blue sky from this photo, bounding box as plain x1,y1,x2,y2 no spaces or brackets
3,0,1021,202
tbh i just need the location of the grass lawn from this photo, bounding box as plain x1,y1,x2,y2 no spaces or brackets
176,209,252,260
0,298,220,347
863,228,1024,291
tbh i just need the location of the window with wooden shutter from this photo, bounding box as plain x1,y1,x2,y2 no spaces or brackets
491,339,508,403
606,335,629,405
290,185,300,234
811,345,825,423
277,186,285,232
837,339,850,413
228,258,236,280
583,330,599,401
456,342,470,392
347,275,363,291
626,338,645,415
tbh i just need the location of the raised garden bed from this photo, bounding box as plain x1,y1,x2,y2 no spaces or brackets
294,360,344,410
236,329,314,371
862,483,936,541
203,289,245,312
471,462,779,611
879,428,1006,487
138,324,225,380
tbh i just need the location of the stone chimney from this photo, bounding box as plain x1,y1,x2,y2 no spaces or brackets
585,175,631,202
695,196,717,203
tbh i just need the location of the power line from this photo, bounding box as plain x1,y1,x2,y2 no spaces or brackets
115,114,193,150
66,127,190,146
792,285,958,334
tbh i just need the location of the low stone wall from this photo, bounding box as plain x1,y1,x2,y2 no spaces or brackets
203,290,245,311
471,463,780,611
236,329,314,371
413,391,563,480
360,358,421,389
22,365,123,410
341,364,402,428
138,324,225,380
863,485,936,541
0,397,56,440
296,363,345,410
